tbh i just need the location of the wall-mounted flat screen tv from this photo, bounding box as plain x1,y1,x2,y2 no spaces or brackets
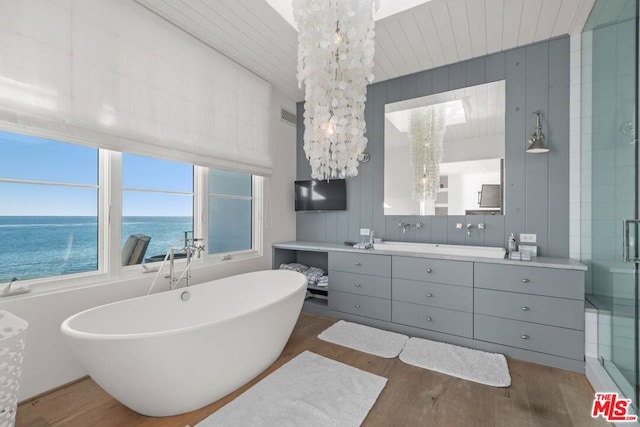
295,179,346,211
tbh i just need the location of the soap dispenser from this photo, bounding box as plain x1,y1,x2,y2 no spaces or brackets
507,233,517,254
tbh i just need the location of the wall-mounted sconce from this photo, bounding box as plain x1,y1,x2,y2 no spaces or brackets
526,110,549,153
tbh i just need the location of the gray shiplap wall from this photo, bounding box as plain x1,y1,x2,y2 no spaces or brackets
296,37,570,257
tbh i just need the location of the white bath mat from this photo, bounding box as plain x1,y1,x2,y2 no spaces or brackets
318,320,409,358
197,351,387,427
399,337,511,387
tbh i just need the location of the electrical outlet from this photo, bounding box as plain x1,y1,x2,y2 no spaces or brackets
360,228,370,236
520,233,537,243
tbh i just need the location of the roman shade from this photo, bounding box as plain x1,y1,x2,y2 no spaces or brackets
0,0,273,176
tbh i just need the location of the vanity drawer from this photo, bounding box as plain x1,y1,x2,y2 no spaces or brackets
393,278,472,312
329,252,391,277
329,291,391,321
474,263,584,300
392,301,472,338
329,271,391,299
474,314,584,360
392,256,473,286
474,289,584,330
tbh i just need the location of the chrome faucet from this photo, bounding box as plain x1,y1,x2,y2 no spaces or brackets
167,232,205,289
397,222,412,234
466,223,473,236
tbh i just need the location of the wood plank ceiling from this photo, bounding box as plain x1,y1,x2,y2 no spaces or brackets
135,0,597,102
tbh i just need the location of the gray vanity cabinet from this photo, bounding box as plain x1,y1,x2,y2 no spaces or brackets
327,252,392,321
329,271,391,299
328,252,391,277
393,278,472,312
391,256,474,338
392,256,473,286
473,262,585,363
272,242,587,372
474,263,583,299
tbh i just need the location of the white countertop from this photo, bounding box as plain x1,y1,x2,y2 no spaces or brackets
272,241,587,271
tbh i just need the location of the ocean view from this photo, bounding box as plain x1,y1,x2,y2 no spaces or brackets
0,216,192,282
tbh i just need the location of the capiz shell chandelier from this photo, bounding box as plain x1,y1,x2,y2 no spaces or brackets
410,105,446,202
293,0,378,180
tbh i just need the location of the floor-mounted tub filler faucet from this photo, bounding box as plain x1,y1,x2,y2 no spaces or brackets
1,277,30,297
168,232,205,289
148,232,206,295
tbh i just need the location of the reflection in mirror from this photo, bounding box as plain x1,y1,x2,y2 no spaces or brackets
384,80,505,216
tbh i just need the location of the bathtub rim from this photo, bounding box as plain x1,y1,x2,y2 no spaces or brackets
60,270,307,341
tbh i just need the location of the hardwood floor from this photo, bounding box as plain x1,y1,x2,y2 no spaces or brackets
17,313,606,427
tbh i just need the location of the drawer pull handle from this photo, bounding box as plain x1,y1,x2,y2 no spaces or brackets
354,304,360,309
521,306,529,311
426,268,433,273
521,334,529,340
426,293,433,297
355,262,362,267
521,278,530,283
425,316,432,321
355,283,362,287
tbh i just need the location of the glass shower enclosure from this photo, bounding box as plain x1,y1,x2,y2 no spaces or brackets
581,0,639,408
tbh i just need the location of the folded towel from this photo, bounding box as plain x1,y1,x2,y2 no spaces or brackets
304,266,327,286
316,275,329,288
279,263,310,273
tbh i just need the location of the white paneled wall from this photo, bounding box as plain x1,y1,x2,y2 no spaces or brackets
0,0,272,174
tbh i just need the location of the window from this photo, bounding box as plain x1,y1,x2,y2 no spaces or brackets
0,130,99,282
0,129,261,285
121,154,194,265
208,168,253,254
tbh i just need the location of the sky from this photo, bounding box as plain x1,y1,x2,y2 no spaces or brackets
0,130,193,216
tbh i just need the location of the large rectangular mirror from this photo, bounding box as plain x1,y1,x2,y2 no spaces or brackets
384,80,505,216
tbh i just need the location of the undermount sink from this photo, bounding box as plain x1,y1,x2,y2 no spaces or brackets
373,241,506,259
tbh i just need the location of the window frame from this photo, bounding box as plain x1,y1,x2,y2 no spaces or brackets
119,152,196,272
0,126,263,291
199,167,262,260
0,141,108,287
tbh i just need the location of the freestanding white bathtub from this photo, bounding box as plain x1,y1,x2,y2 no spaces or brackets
60,270,307,417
